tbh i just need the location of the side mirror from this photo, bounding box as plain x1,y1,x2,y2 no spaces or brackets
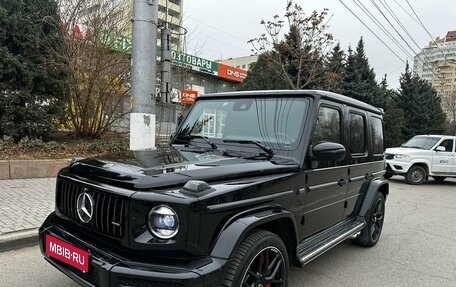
436,146,446,152
313,142,346,161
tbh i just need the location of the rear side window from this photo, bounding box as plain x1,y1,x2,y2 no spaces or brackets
312,106,341,144
370,117,384,154
349,113,366,154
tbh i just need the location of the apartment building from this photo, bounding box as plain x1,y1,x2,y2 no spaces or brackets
414,30,456,82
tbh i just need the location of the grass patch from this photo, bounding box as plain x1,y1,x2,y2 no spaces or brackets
0,133,129,160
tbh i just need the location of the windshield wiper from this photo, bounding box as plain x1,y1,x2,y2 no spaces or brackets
178,135,217,150
223,139,274,157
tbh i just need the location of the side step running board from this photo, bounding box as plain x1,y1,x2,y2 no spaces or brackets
297,218,364,265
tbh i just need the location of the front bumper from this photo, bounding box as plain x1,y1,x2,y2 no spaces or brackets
385,160,413,174
39,213,225,287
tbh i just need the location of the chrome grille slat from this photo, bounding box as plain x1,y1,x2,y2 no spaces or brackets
56,180,126,238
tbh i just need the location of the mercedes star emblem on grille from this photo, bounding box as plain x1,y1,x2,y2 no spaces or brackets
76,190,94,223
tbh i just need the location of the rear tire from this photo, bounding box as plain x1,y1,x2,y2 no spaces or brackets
353,191,385,247
432,176,446,182
405,166,426,185
223,230,289,287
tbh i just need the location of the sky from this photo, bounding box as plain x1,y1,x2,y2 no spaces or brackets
183,0,455,89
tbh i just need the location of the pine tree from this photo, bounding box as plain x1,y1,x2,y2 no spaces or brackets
239,52,289,90
323,43,345,93
379,76,405,147
342,38,380,107
0,0,66,140
397,62,446,139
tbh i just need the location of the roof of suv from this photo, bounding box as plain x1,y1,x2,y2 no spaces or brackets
200,90,383,115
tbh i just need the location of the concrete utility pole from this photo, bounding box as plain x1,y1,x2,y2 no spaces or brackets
130,0,158,150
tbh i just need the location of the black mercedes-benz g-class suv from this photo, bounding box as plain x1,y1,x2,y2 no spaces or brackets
40,90,388,287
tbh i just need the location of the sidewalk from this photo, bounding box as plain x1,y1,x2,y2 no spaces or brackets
0,178,56,252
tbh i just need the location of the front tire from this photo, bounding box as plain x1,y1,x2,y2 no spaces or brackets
353,191,385,247
223,230,289,287
405,166,426,185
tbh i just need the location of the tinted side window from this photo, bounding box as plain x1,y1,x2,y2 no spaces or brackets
370,117,384,154
313,106,341,144
349,113,366,154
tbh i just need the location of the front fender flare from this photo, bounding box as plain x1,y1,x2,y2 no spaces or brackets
210,208,298,260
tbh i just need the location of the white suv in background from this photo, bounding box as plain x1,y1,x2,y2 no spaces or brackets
385,135,456,184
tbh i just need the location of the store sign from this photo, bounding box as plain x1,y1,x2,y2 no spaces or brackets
98,32,132,54
171,51,217,74
217,63,247,83
180,89,198,105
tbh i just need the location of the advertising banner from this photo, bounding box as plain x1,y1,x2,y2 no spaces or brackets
180,89,199,105
217,63,247,83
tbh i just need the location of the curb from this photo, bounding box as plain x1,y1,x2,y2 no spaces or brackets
0,229,39,253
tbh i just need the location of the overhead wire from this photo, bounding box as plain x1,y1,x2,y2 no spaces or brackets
351,0,414,61
338,0,406,64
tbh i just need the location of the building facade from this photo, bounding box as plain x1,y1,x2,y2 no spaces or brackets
217,55,259,71
414,30,456,130
414,30,456,82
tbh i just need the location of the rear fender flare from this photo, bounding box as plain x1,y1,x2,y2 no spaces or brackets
358,178,389,218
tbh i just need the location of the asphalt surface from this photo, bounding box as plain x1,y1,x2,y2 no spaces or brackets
1,177,456,286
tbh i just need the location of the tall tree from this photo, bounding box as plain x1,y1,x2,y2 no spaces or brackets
244,1,333,90
0,0,66,140
397,62,446,139
322,43,345,93
342,38,381,107
239,52,289,90
57,0,132,138
379,76,405,147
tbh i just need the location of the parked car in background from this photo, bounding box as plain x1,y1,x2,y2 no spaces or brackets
385,135,456,184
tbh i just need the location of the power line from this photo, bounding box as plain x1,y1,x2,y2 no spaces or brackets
351,0,414,60
338,0,406,64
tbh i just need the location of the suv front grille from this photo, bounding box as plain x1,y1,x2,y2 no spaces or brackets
57,180,127,238
385,153,394,160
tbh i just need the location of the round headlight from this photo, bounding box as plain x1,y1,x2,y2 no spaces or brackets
148,205,179,239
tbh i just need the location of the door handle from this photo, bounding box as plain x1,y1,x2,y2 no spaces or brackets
338,178,347,186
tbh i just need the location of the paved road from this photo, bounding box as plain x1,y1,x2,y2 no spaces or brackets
1,178,456,286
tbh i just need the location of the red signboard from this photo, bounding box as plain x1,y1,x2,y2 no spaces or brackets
180,90,199,105
45,234,89,273
217,63,247,83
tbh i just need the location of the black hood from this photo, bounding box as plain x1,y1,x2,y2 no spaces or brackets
67,145,299,190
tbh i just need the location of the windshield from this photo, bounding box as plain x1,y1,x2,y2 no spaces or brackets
175,97,309,151
402,136,440,150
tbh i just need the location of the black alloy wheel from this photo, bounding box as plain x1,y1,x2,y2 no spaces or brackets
241,246,286,287
223,230,289,287
353,191,385,247
370,195,385,243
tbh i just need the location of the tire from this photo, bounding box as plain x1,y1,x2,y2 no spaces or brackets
353,191,385,247
383,172,394,179
222,230,289,287
432,176,446,182
405,165,426,185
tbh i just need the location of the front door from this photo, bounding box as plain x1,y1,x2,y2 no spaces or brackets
300,104,347,238
432,139,454,174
